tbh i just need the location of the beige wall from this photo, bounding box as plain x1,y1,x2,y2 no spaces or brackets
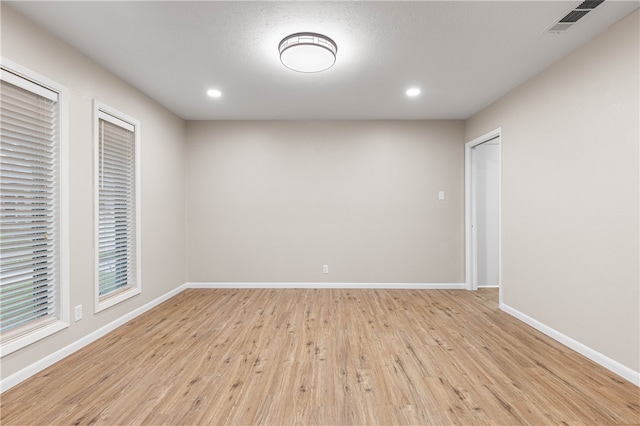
1,6,187,379
186,120,465,283
3,1,638,386
466,10,640,372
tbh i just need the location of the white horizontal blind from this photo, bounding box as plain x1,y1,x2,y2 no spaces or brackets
98,113,136,298
0,76,59,337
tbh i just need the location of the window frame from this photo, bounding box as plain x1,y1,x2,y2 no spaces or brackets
0,58,70,357
93,100,141,313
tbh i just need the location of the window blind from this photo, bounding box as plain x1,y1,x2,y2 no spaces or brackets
0,77,60,338
98,114,136,298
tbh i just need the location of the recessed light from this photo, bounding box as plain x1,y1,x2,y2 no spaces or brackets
406,88,421,97
207,89,222,98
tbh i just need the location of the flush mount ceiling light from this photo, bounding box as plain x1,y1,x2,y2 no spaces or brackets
279,32,337,73
406,88,421,97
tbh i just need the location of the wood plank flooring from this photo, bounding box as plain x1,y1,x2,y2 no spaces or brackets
1,288,638,425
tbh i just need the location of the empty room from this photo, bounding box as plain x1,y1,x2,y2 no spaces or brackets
1,1,639,425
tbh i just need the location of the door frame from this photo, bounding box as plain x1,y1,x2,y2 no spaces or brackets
465,127,502,294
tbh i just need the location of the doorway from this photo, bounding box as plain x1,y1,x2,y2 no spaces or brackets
465,128,501,294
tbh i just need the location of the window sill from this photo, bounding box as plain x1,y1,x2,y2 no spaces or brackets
1,319,69,357
95,287,141,313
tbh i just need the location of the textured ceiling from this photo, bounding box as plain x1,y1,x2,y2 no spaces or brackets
6,1,639,120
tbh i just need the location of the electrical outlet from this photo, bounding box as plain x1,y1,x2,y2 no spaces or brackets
74,305,83,321
323,265,329,274
438,191,445,200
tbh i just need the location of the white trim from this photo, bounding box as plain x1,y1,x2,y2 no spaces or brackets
0,69,58,101
0,284,188,393
93,100,142,313
94,100,139,131
0,58,70,357
96,287,142,312
0,59,60,101
500,303,640,387
0,321,69,359
465,128,502,298
98,110,135,132
185,282,467,290
58,72,71,341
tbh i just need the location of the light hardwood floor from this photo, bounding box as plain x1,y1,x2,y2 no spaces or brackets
1,288,638,425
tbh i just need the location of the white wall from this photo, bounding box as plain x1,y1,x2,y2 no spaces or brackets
186,120,465,284
466,10,640,373
1,5,187,380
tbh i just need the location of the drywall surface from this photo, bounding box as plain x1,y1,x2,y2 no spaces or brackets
466,10,640,372
187,120,465,283
1,5,187,379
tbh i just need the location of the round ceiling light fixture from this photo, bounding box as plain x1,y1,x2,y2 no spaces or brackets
279,32,337,73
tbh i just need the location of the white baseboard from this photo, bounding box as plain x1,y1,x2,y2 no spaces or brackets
0,283,188,393
185,282,467,290
500,303,640,387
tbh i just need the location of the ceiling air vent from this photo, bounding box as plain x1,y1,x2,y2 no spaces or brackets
559,10,590,23
546,0,605,33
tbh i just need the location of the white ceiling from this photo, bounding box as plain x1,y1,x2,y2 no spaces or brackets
6,1,639,120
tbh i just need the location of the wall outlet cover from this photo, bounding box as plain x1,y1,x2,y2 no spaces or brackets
74,305,83,321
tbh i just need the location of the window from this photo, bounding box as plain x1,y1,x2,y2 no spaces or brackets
94,101,141,312
0,60,69,356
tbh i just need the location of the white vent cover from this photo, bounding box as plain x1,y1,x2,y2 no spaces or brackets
546,0,605,34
